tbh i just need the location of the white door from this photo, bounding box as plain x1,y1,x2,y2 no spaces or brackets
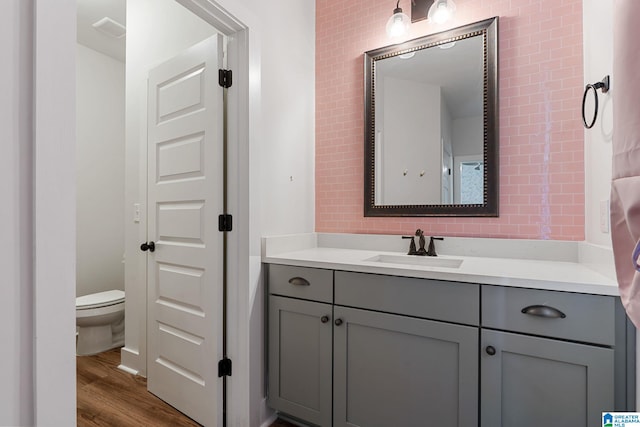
146,34,224,426
442,142,453,204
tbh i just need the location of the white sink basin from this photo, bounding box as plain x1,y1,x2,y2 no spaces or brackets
364,254,463,269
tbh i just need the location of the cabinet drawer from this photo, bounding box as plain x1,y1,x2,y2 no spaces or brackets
335,271,479,325
482,286,615,346
268,264,333,303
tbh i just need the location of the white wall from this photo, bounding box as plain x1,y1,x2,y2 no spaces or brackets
2,0,76,424
0,1,34,425
76,43,125,297
257,0,316,236
452,115,483,157
583,0,614,247
33,0,78,424
381,77,441,205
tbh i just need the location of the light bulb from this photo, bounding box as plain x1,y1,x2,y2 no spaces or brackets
427,0,456,25
438,41,456,49
399,51,415,59
386,2,410,39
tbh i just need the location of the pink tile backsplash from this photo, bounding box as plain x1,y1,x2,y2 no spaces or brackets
316,0,584,240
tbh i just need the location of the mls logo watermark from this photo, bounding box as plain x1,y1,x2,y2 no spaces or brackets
603,412,640,427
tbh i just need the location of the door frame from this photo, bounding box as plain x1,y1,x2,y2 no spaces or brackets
34,0,259,424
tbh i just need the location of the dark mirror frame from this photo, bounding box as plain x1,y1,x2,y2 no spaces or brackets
364,17,499,217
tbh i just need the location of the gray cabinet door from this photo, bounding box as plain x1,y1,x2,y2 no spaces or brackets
481,329,614,427
268,296,333,427
333,306,479,427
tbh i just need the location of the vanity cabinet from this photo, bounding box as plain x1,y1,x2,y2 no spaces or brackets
333,306,478,427
333,271,479,427
480,286,628,427
268,295,333,427
266,264,635,427
481,329,612,427
267,265,480,427
267,265,333,426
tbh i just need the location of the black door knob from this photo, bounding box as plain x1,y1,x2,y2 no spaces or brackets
334,318,343,326
485,346,496,356
321,315,330,323
140,241,155,252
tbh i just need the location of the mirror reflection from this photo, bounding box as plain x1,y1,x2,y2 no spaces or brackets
374,35,483,206
364,17,498,217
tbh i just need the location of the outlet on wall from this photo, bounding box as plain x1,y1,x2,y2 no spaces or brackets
600,200,610,233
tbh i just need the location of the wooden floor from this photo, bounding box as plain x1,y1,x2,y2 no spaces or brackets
77,348,201,426
77,347,299,427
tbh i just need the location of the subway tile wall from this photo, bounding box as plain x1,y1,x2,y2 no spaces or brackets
316,0,584,240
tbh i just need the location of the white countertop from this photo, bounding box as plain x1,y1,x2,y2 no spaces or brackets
262,234,621,296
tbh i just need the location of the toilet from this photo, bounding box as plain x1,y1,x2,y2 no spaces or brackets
76,290,125,356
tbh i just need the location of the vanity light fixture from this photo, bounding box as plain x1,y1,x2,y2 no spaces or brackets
411,0,457,24
386,0,411,39
399,51,416,59
438,41,456,49
428,0,456,24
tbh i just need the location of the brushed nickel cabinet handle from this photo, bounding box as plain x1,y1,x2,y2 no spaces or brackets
521,305,566,319
288,277,310,286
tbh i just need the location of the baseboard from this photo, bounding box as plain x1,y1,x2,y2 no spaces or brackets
118,346,142,376
117,363,138,376
260,413,277,427
276,413,312,427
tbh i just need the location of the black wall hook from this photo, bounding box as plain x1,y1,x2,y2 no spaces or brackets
582,75,610,129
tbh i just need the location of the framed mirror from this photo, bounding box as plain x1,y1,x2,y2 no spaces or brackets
364,17,498,217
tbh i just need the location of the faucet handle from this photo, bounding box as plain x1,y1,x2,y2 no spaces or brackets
426,236,444,256
402,235,418,255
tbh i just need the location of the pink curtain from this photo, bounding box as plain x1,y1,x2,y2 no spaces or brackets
611,0,640,328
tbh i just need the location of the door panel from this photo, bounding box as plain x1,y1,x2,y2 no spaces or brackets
146,34,224,427
268,296,333,427
157,133,204,180
333,306,479,427
157,201,205,242
157,264,205,309
481,329,614,427
156,65,205,121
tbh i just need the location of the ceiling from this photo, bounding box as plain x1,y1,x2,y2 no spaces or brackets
77,0,126,62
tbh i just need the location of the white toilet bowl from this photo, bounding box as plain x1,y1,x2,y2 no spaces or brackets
76,290,125,356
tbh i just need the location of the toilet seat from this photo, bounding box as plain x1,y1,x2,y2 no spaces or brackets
76,290,125,310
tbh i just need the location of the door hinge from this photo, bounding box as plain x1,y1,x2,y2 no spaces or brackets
218,358,232,377
218,214,233,232
219,69,232,88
